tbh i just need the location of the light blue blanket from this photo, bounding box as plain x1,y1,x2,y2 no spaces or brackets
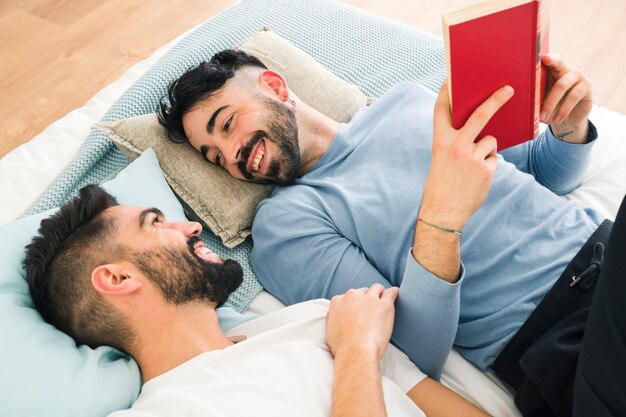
24,0,446,312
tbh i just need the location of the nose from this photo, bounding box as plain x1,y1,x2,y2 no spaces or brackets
170,221,202,237
221,138,242,165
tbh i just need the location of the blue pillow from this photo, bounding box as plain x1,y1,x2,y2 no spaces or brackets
0,149,187,417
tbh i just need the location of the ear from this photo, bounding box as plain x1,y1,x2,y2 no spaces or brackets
91,264,143,296
258,70,290,101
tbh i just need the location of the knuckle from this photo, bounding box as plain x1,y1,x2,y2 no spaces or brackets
431,139,447,155
482,135,497,147
554,78,568,90
450,142,468,159
483,136,498,153
568,89,583,101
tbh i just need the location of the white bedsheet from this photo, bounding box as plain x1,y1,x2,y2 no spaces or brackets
2,27,625,417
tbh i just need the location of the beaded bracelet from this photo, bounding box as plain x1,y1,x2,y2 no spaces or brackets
418,218,463,236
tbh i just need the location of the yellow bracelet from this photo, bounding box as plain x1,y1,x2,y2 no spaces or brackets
418,218,463,236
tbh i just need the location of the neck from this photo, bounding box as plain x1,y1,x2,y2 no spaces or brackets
131,302,232,383
293,100,341,176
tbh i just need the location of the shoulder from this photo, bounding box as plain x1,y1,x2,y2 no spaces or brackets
380,82,436,103
225,300,330,338
355,82,436,122
255,184,328,223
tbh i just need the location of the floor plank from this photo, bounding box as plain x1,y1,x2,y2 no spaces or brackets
1,0,625,158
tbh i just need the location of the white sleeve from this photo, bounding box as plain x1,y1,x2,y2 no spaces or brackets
380,343,427,393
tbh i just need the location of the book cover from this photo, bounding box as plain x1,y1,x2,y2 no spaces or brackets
443,0,549,150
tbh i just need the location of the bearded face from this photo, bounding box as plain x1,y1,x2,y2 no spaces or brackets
131,236,243,307
236,95,301,186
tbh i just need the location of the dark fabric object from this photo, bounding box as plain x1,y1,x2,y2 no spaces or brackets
574,194,626,417
493,219,614,417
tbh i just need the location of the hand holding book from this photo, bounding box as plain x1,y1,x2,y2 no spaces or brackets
443,0,593,148
540,54,593,144
413,81,513,283
443,0,549,150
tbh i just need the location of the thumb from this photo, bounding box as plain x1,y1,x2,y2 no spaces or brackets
382,287,400,303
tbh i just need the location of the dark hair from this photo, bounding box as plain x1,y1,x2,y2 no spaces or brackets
157,49,267,143
24,184,134,352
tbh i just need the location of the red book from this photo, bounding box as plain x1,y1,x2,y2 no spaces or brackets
443,0,549,150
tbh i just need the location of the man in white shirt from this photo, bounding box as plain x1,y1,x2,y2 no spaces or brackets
24,184,488,417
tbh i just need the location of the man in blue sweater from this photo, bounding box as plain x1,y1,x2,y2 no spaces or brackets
158,50,625,416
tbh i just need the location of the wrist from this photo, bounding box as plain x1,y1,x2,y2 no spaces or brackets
418,217,463,236
416,204,468,232
412,219,462,283
550,120,590,144
333,343,381,362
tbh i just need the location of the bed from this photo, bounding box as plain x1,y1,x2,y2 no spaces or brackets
1,0,625,416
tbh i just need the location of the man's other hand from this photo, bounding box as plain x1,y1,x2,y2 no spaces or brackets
326,284,399,361
540,54,593,144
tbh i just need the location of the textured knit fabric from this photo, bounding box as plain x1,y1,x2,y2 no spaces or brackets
251,83,604,378
22,0,446,312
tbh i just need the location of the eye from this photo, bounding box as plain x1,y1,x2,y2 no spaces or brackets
224,115,233,132
215,151,222,166
151,214,162,225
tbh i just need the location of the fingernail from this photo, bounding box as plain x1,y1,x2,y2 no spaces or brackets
553,115,561,125
503,86,514,96
540,110,547,121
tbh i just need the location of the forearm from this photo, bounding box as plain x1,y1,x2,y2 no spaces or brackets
331,346,387,417
407,378,491,417
411,214,462,283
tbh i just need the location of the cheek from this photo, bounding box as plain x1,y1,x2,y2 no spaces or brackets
152,230,187,252
245,117,261,131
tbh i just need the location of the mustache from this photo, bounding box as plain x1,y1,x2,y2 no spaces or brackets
237,130,266,180
187,236,203,255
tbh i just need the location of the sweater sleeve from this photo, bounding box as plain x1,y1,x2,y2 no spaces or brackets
392,250,463,380
251,199,460,379
500,121,598,195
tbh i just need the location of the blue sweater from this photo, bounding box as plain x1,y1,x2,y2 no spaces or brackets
251,83,603,378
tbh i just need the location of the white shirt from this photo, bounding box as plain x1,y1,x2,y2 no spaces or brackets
109,300,426,417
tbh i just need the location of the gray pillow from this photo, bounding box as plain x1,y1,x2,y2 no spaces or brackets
96,28,368,247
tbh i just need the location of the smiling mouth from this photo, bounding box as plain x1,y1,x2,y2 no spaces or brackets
247,138,267,174
252,142,265,172
192,240,209,256
190,239,224,264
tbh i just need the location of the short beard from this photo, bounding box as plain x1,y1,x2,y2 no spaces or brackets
237,96,300,185
132,238,243,307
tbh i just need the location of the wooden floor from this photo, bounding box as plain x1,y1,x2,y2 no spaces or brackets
1,0,625,159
